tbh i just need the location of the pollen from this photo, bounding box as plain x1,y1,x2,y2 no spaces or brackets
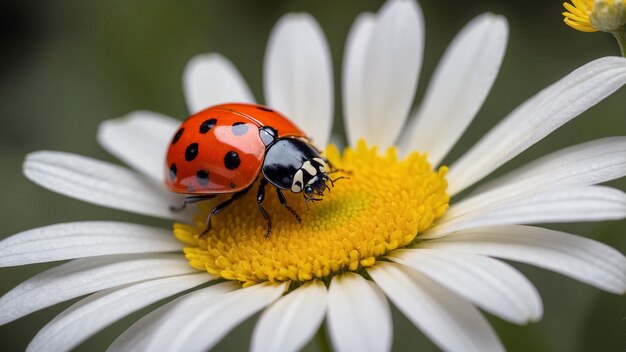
173,141,449,287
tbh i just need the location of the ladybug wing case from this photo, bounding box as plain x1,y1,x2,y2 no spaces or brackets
165,108,265,194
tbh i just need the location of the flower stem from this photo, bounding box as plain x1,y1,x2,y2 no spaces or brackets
613,26,626,57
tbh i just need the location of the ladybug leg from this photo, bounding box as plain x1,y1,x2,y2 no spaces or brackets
257,179,272,238
276,188,302,223
170,195,216,212
200,187,250,238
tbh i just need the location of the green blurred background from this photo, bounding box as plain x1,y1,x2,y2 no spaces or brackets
1,0,625,351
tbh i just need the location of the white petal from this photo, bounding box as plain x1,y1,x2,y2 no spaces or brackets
326,273,392,352
0,221,182,267
342,13,375,148
389,248,542,324
450,137,626,221
343,0,424,148
107,282,239,352
426,186,626,238
27,274,208,352
108,304,174,352
144,282,286,352
400,13,508,164
97,111,180,183
368,262,504,352
447,56,626,196
184,53,255,114
23,151,189,221
0,254,197,325
251,281,327,352
421,225,626,294
264,13,334,147
485,137,626,188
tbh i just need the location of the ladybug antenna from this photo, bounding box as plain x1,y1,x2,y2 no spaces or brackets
328,175,350,188
331,176,350,185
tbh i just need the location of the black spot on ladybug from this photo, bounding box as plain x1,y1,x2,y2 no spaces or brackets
185,143,199,162
199,119,217,134
172,128,184,144
231,122,249,136
224,151,241,170
169,163,177,181
257,106,274,113
230,182,236,189
196,169,209,185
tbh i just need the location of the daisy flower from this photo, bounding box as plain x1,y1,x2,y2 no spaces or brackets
2,1,626,351
563,0,626,55
563,0,625,32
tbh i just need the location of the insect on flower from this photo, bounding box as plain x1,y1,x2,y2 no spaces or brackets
165,103,345,237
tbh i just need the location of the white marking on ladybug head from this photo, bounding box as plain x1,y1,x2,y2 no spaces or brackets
313,158,327,173
301,161,317,176
307,175,319,186
292,169,304,193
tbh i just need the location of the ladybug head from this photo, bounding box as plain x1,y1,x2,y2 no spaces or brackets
292,158,330,200
261,138,331,201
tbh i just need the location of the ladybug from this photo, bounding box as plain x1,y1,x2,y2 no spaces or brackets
165,103,339,237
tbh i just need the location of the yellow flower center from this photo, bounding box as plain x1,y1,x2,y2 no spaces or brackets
563,0,626,32
173,141,449,287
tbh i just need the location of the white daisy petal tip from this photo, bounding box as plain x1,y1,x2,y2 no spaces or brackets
481,12,509,38
343,0,424,148
22,151,190,221
400,11,508,162
448,55,626,195
274,11,314,24
96,110,180,182
183,52,255,114
0,221,183,267
264,11,334,147
0,254,198,326
342,12,375,146
467,12,509,40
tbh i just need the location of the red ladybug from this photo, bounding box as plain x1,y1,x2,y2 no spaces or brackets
165,103,336,237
